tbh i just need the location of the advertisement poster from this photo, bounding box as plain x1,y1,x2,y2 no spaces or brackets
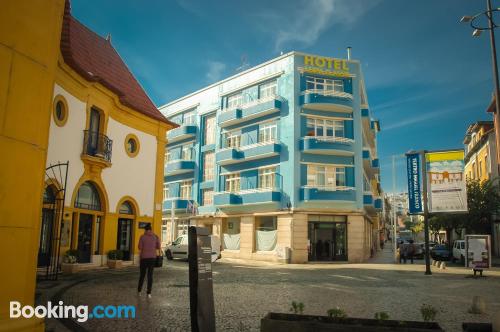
425,150,468,213
465,235,491,269
406,153,423,214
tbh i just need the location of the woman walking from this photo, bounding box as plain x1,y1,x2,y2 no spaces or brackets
137,224,160,298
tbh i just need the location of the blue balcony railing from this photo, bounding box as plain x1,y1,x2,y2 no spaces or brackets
162,198,193,212
216,142,281,165
300,187,356,201
165,160,195,176
167,124,197,144
218,95,282,127
300,90,353,112
300,136,354,156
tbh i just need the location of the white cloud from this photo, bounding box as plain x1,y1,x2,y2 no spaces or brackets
205,61,226,83
256,0,382,51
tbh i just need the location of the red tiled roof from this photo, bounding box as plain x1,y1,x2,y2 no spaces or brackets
60,1,176,127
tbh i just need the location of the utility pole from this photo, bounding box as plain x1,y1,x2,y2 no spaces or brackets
420,150,432,275
392,155,397,263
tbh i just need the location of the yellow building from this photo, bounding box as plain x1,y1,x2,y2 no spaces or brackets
463,121,498,182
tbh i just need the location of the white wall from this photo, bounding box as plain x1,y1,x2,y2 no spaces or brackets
102,118,157,216
46,84,86,206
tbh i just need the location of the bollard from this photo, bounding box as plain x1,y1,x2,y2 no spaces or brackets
471,296,487,314
439,261,446,269
431,259,435,266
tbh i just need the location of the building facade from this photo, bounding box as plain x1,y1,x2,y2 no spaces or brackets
160,52,382,263
463,120,500,256
38,2,176,270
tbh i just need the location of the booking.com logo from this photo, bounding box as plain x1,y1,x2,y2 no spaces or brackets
10,301,136,322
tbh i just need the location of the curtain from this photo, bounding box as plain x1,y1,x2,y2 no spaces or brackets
256,230,277,251
223,233,240,250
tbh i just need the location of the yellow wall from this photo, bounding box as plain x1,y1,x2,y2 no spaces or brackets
0,1,65,331
465,133,492,182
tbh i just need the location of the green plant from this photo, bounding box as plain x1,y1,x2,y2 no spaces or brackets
327,307,347,319
107,250,124,260
289,301,304,314
374,311,389,321
420,304,437,322
63,249,78,264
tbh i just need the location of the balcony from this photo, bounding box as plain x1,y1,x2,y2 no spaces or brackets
218,95,282,127
374,198,382,211
166,124,197,144
372,158,380,174
165,160,195,176
214,189,282,207
300,186,356,201
300,136,354,156
162,198,193,212
300,89,353,112
82,130,112,165
216,142,281,166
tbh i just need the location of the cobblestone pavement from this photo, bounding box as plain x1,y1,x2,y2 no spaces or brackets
38,247,500,332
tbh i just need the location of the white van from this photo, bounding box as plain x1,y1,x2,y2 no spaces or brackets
165,234,221,262
452,240,466,263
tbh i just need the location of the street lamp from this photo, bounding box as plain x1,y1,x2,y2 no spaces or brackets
461,1,500,172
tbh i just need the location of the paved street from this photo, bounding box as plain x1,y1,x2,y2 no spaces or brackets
38,246,500,332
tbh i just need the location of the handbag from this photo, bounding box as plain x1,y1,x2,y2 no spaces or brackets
155,250,163,268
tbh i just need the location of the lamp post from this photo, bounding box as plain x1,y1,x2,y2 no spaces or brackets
461,1,500,171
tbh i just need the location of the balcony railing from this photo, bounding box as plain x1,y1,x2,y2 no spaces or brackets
301,185,355,191
302,89,353,100
220,94,278,113
303,136,354,144
82,130,112,162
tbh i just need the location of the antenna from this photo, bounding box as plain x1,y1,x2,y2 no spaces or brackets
235,54,250,72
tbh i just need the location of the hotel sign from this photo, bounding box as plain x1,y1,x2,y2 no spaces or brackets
303,55,351,77
406,153,423,214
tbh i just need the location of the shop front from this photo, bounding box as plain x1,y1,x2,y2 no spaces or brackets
308,215,347,261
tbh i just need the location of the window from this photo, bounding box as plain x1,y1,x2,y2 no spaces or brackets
306,76,344,93
225,173,241,192
53,96,68,127
180,181,192,199
227,92,243,109
306,165,347,190
202,189,214,206
181,145,193,160
486,155,490,174
74,181,101,210
124,134,140,157
306,117,344,138
479,161,483,177
163,184,169,201
203,152,215,181
259,80,277,99
224,130,241,148
183,110,196,125
472,162,477,179
165,151,171,163
255,216,277,251
259,167,276,189
204,114,216,145
259,122,277,143
119,201,134,214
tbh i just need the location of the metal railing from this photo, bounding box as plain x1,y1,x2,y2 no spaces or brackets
221,94,278,113
302,89,353,100
303,136,354,145
82,130,112,162
302,185,355,191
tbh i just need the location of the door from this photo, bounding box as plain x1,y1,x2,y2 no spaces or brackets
37,209,54,267
308,222,334,261
88,108,101,155
334,223,347,261
117,218,133,260
77,214,93,263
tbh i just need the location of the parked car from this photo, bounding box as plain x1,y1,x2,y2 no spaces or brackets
165,234,221,262
431,244,451,261
452,240,466,264
413,243,424,259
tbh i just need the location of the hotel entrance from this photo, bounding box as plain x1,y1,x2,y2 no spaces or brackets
308,215,347,261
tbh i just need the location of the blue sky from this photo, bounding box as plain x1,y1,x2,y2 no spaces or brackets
72,0,496,192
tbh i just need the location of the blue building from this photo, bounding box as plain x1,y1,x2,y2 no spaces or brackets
160,51,382,263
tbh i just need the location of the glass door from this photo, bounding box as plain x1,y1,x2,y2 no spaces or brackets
77,214,93,263
117,218,133,260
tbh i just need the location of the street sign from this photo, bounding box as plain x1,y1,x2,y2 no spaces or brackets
406,153,423,214
188,226,216,332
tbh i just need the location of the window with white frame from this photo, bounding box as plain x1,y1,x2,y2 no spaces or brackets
181,145,193,160
306,117,344,138
202,189,214,206
180,181,192,199
307,165,347,190
224,130,241,148
203,152,215,181
259,167,276,189
225,173,241,192
163,183,169,201
259,122,277,143
259,80,277,99
183,110,196,125
165,151,171,163
204,114,216,145
306,76,344,93
227,92,243,109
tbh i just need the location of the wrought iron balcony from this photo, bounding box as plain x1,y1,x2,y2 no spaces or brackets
82,130,112,163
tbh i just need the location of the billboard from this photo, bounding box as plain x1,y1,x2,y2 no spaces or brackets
425,150,468,213
406,153,423,214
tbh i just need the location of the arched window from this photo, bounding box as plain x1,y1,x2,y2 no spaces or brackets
74,182,101,211
43,186,56,204
119,201,134,215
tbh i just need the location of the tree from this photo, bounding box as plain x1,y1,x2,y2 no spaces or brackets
429,214,464,248
403,217,424,238
464,178,500,234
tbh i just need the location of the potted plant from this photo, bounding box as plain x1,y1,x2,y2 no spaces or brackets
107,250,123,269
61,249,79,274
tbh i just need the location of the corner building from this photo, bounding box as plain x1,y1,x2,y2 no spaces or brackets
160,52,382,263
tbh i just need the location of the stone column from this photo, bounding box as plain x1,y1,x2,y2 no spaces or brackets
239,216,255,259
291,213,308,263
348,215,365,263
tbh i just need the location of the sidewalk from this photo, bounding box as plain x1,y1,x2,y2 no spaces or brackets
369,241,398,264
